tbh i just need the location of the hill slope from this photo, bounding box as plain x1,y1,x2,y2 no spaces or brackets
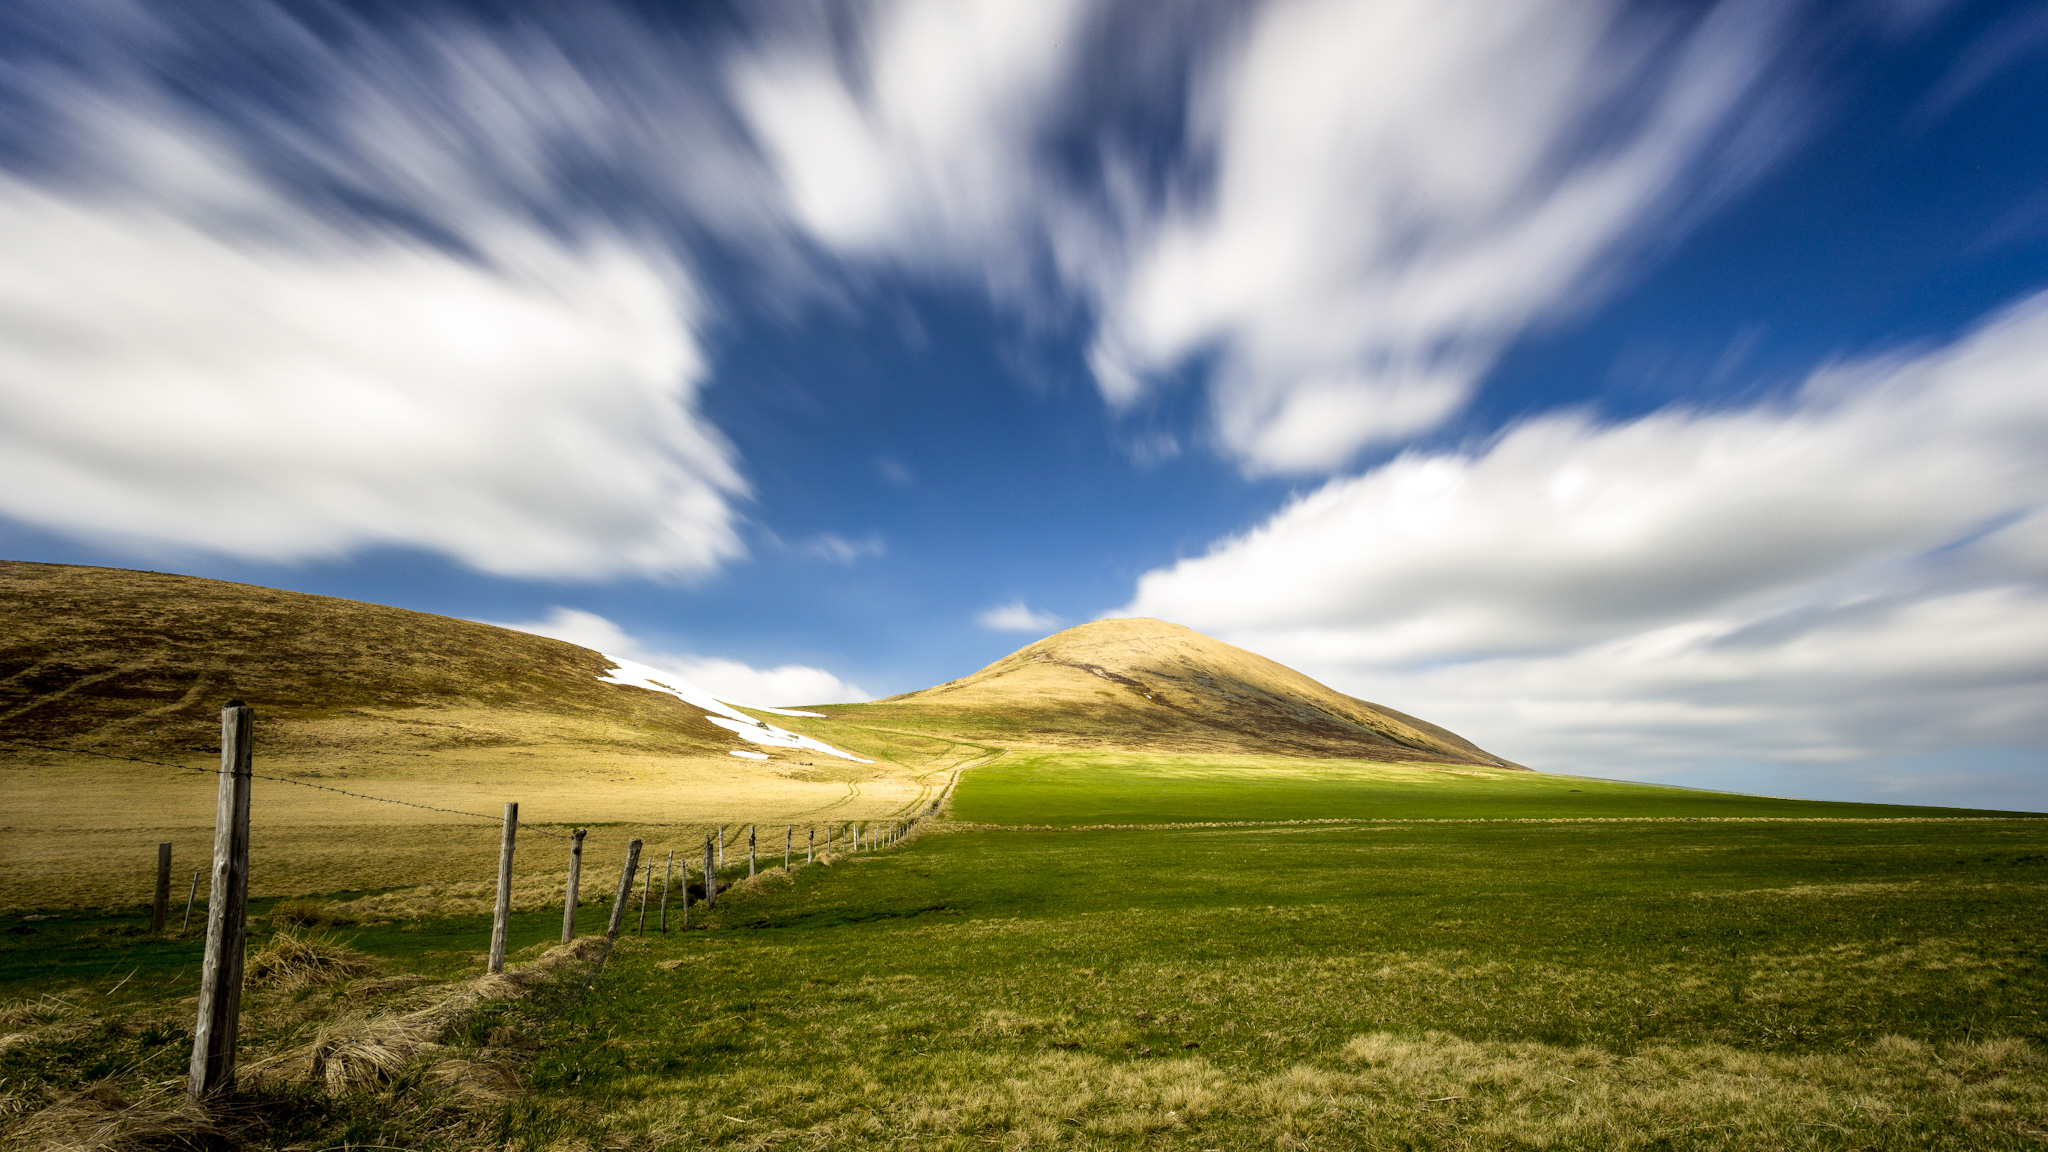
0,561,738,761
810,618,1519,767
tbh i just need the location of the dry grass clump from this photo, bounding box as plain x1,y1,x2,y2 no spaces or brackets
263,898,349,930
264,936,604,1093
0,1082,215,1152
245,930,380,992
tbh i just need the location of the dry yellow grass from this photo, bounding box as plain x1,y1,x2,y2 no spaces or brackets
0,746,944,912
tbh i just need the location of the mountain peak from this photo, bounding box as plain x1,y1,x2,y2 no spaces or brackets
868,617,1519,767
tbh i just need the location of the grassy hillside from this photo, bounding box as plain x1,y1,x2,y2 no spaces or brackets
811,618,1519,767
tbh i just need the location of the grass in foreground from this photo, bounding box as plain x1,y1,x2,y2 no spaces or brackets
485,815,2048,1149
9,786,2047,1148
950,750,2033,825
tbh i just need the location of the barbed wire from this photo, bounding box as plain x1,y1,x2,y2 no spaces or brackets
0,735,570,838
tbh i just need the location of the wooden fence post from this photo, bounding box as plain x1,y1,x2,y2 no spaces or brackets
488,802,518,974
659,850,675,933
562,829,587,943
717,826,726,869
179,871,200,936
784,825,792,870
151,842,172,934
605,840,643,940
808,827,815,865
187,699,253,1102
637,860,652,936
703,836,717,908
749,825,757,878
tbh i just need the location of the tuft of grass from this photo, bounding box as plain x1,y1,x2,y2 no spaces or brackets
245,929,380,992
264,897,349,930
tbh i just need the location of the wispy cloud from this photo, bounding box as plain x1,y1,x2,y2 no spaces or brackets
1117,291,2048,792
493,606,871,707
803,533,888,565
978,600,1064,633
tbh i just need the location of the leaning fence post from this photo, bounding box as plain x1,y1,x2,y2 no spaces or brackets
606,840,643,940
562,829,587,943
151,842,172,934
180,871,200,936
659,850,675,933
703,836,717,908
188,699,253,1102
488,802,518,974
749,825,757,878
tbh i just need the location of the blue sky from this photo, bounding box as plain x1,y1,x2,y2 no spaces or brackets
3,0,2045,808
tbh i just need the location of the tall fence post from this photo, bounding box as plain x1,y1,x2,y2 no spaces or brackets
151,842,172,934
749,825,757,878
606,840,643,940
659,850,675,933
703,836,717,908
784,825,792,870
179,871,200,936
562,829,587,943
488,802,518,974
188,699,253,1102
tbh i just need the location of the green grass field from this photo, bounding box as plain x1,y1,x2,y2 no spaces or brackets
7,762,2048,1149
950,750,2028,824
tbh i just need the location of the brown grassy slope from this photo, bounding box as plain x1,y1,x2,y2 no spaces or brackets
809,617,1522,767
0,560,745,761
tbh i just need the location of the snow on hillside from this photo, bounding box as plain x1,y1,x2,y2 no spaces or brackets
599,655,873,762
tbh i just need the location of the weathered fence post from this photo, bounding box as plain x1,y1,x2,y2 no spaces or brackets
188,699,253,1102
562,828,587,943
703,836,717,908
853,822,861,852
606,839,643,940
637,859,652,936
749,825,757,878
659,850,675,933
179,871,200,936
151,842,172,934
488,802,518,974
808,827,815,865
784,825,792,870
717,826,726,869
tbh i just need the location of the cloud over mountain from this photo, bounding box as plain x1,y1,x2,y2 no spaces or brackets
1117,292,2048,799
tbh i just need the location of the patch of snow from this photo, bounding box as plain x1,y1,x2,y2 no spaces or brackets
597,654,873,763
729,750,770,760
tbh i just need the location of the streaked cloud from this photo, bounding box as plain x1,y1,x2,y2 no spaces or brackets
1115,291,2048,790
978,600,1064,633
1084,0,1805,472
494,606,871,707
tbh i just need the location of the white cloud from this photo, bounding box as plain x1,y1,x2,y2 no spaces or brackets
1080,0,1801,473
730,0,1092,271
494,607,871,707
0,11,763,578
978,600,1064,632
1115,291,2048,793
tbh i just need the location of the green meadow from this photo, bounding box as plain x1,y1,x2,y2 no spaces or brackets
950,750,2020,824
6,763,2048,1149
